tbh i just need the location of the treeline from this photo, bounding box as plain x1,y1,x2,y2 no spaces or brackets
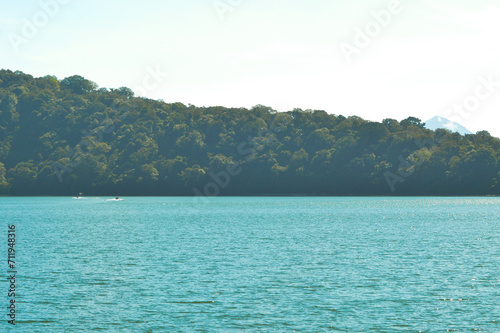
0,69,498,196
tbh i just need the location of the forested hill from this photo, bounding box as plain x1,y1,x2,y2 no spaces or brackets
0,70,499,196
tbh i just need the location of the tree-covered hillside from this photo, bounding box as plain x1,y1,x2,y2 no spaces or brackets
0,69,498,196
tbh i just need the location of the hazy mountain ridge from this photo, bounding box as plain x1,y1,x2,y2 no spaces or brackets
425,116,473,135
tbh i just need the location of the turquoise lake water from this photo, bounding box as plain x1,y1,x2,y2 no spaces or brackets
1,197,499,332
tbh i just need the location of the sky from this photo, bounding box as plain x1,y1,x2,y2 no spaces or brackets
1,0,500,137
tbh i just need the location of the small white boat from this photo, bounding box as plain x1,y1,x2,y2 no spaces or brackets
73,193,86,199
106,197,124,201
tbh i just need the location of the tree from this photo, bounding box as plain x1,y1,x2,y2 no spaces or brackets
0,162,9,193
401,116,425,128
8,162,37,193
0,70,498,196
60,75,98,94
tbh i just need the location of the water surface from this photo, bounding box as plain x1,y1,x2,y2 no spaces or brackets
1,197,499,332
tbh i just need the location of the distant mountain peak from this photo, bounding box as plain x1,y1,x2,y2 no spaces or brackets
424,116,473,135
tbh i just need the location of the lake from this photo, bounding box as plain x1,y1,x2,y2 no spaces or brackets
1,197,499,332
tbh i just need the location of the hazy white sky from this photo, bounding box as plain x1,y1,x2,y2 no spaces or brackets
1,0,500,137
